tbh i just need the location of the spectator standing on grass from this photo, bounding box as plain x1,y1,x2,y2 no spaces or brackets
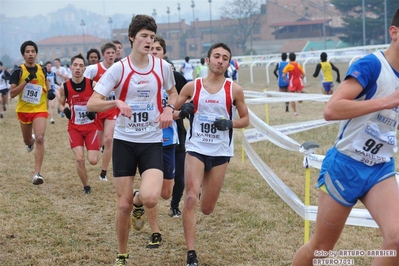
312,52,341,95
179,56,194,82
175,42,249,266
86,14,178,265
9,40,54,185
59,54,100,195
273,52,290,112
86,48,101,65
282,52,305,116
84,42,117,182
0,61,11,118
292,8,399,266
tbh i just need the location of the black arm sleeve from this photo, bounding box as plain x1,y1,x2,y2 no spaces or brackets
313,63,321,78
173,71,187,93
2,70,11,80
10,67,22,85
273,63,279,78
63,82,69,100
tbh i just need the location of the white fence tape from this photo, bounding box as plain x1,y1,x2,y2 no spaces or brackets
243,104,383,228
242,137,379,228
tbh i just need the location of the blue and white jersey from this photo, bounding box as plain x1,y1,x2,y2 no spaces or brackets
162,86,178,146
334,51,399,166
0,70,8,90
46,71,57,90
278,61,289,87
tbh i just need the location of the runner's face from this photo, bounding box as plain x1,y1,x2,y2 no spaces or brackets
150,41,165,58
46,63,52,72
115,44,123,58
103,48,116,65
206,47,231,75
71,58,85,78
88,53,99,65
131,29,155,55
23,45,37,65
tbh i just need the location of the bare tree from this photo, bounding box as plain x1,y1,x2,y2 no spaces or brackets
220,0,262,54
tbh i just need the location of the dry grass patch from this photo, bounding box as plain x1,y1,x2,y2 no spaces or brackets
0,65,393,265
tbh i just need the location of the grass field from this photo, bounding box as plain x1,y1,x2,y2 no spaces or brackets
0,63,392,265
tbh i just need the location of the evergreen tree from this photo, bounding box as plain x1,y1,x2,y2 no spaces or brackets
331,0,397,45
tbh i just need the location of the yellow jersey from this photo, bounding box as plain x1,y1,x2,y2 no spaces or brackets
16,64,48,113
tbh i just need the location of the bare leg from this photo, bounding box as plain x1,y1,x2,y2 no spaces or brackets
183,154,205,251
115,176,134,254
361,177,399,265
72,146,89,187
291,190,352,266
32,117,47,174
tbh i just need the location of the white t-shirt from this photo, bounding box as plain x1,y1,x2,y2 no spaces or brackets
52,66,68,85
94,54,175,143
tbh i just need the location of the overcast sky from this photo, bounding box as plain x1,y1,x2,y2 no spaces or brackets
1,0,226,19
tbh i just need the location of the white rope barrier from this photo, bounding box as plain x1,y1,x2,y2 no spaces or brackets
243,104,382,228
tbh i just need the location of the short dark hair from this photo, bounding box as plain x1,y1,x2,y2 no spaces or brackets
54,58,61,62
128,15,157,48
45,61,52,66
390,8,399,27
281,53,287,61
289,52,296,61
154,35,167,54
207,43,232,61
184,56,190,62
70,53,86,65
200,58,205,65
86,48,101,61
320,52,328,62
100,42,117,54
0,61,3,66
20,40,38,55
112,39,122,46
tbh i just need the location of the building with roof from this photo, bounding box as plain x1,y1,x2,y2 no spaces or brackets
37,35,107,64
36,0,344,61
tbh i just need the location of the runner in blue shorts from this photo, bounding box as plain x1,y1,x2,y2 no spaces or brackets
292,9,399,265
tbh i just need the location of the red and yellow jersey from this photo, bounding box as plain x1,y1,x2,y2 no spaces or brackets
16,64,48,113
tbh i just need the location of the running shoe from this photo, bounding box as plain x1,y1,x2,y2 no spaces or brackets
170,207,181,217
50,118,55,124
186,251,198,266
83,185,91,195
3,105,6,111
32,173,44,185
131,191,145,230
26,134,36,153
114,254,129,265
99,174,108,181
146,233,162,249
